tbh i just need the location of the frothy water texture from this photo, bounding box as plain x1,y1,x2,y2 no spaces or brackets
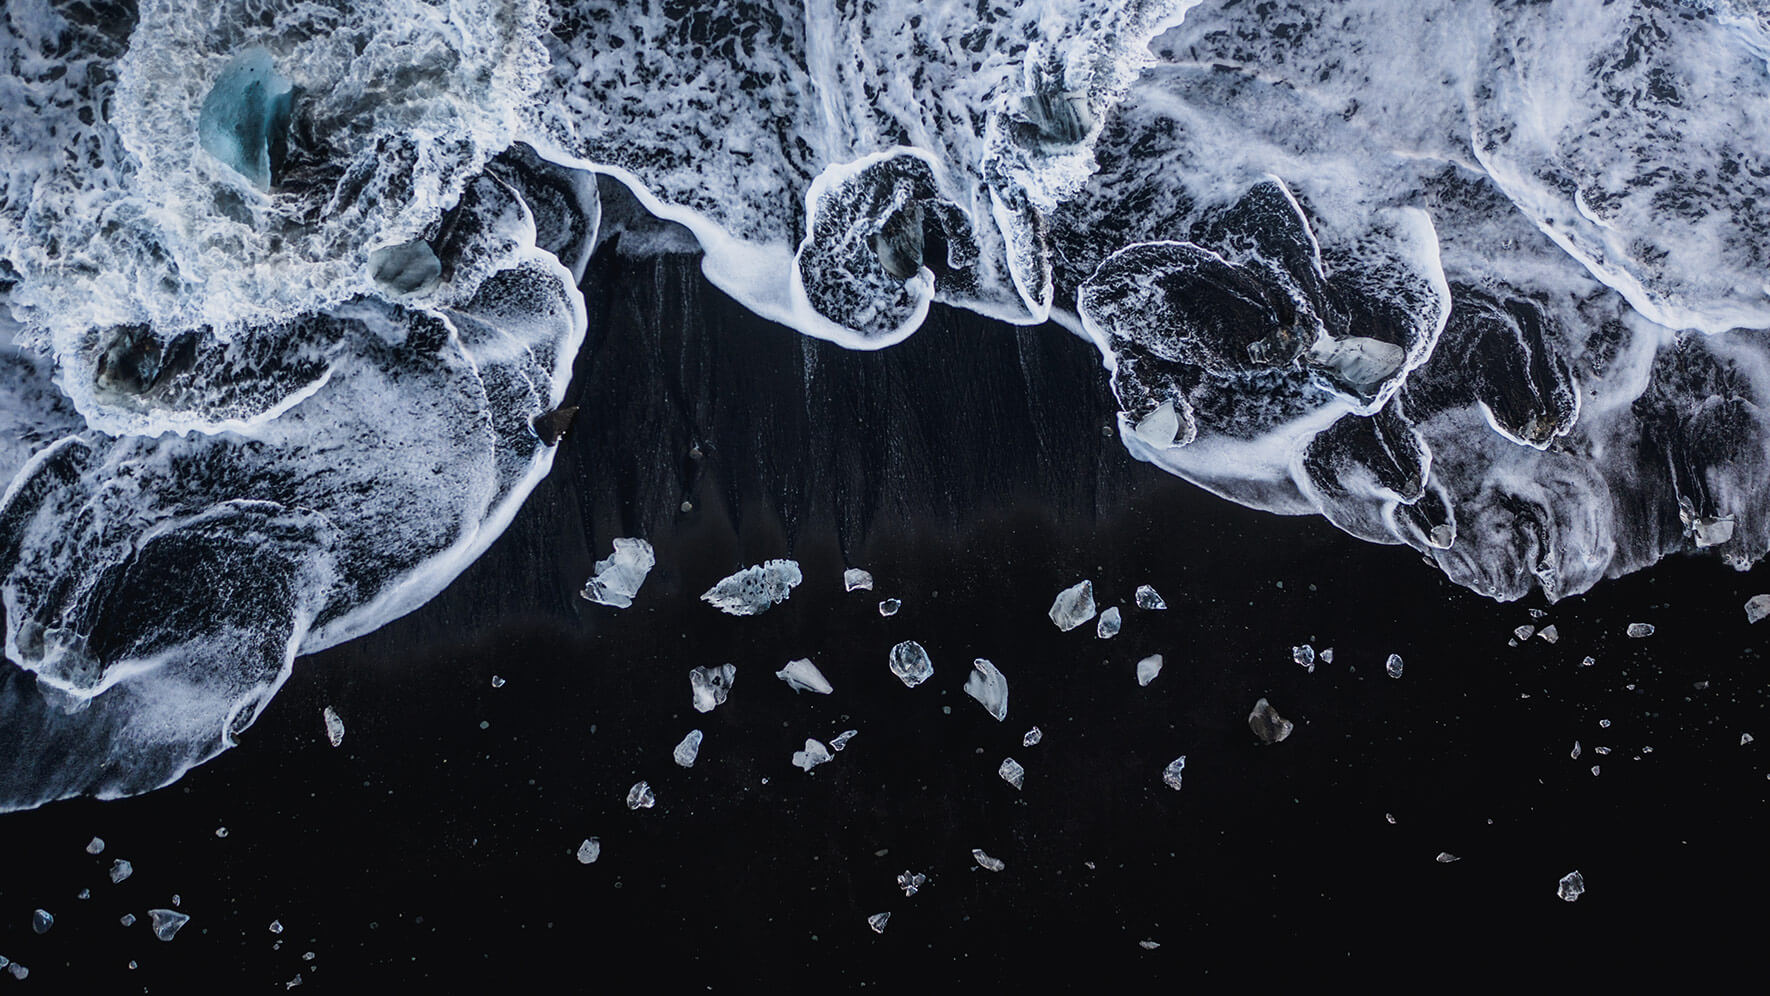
0,0,1767,808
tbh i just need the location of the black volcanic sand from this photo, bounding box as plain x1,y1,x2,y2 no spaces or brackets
0,251,1765,988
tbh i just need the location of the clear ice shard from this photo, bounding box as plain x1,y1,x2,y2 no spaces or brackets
196,47,292,190
844,569,874,592
1293,644,1316,672
576,838,601,864
792,739,833,773
1538,625,1559,644
963,658,1009,721
1135,585,1166,610
972,849,1006,872
1132,400,1182,448
897,871,927,897
1746,595,1770,624
1436,852,1461,864
1023,727,1043,747
775,659,834,695
322,706,345,748
672,730,703,768
31,910,52,934
121,914,137,926
1627,623,1655,638
830,730,858,751
367,241,442,296
580,538,654,608
148,908,190,941
889,641,934,688
1386,654,1404,679
690,664,736,713
867,912,891,934
1514,625,1536,641
700,560,802,615
1161,756,1186,790
1249,698,1294,744
1136,655,1163,687
1096,606,1122,639
878,598,902,617
626,781,656,810
109,859,133,884
1049,581,1097,631
998,758,1025,790
1557,870,1585,902
85,837,104,855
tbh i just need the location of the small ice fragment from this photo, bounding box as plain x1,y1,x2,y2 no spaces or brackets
878,598,901,616
1022,727,1043,747
1161,756,1186,790
1746,594,1770,624
216,826,228,838
1049,581,1097,631
867,912,891,934
830,730,858,751
792,739,833,772
1135,585,1166,610
998,757,1025,789
1571,741,1582,760
490,675,505,688
689,664,737,713
626,781,656,810
1384,813,1397,825
109,859,134,884
322,706,345,747
1292,644,1315,672
7,964,25,980
1320,647,1335,664
31,910,52,934
1096,607,1122,639
1557,870,1585,902
701,559,802,615
269,920,284,934
776,659,833,695
888,641,934,688
1133,399,1181,447
673,730,704,768
972,849,1005,872
1249,698,1293,744
580,538,655,608
963,658,1009,721
1626,622,1655,638
121,913,137,926
1538,625,1559,644
148,909,190,941
1581,656,1596,667
1742,733,1755,746
85,836,105,855
1594,746,1611,756
576,838,601,864
1591,765,1601,776
1514,625,1535,641
1599,719,1611,728
897,871,927,897
844,568,874,592
1139,939,1162,950
77,889,90,900
1136,654,1163,686
1435,852,1460,864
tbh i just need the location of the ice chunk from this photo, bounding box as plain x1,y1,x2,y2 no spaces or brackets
148,909,190,941
31,910,52,934
889,641,934,688
1386,654,1404,679
1135,585,1167,610
1746,595,1770,624
1626,622,1655,638
580,538,655,608
1742,733,1755,746
367,241,442,295
690,664,737,713
1557,870,1585,902
878,598,902,616
792,739,833,773
963,658,1009,721
1538,625,1559,644
897,871,927,897
1435,852,1460,864
1571,741,1582,760
844,569,874,592
121,914,137,926
867,912,891,934
830,730,858,751
109,859,134,884
1249,698,1294,744
972,849,1006,872
1513,625,1536,641
6,963,24,980
1023,727,1043,747
1582,656,1597,667
196,47,293,190
776,659,834,695
1320,648,1335,664
576,838,602,864
1139,940,1162,950
701,559,802,615
1049,581,1097,631
490,675,505,688
998,758,1025,790
1096,607,1122,639
322,706,345,748
625,781,656,810
269,920,284,934
1292,644,1315,672
673,730,703,768
1136,654,1163,687
1161,756,1186,790
86,837,105,855
1133,400,1183,448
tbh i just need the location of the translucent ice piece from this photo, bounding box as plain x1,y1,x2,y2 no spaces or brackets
576,838,601,864
1135,585,1166,610
1435,852,1460,864
972,849,1006,872
196,47,293,190
148,908,190,941
1513,625,1536,641
1320,648,1335,664
963,659,1009,721
897,871,926,896
1571,741,1582,760
1133,400,1182,448
1139,940,1162,950
1049,581,1096,631
1293,644,1315,672
580,538,654,608
1249,698,1293,744
690,664,737,713
490,675,505,688
1023,727,1043,747
830,730,858,751
1538,625,1559,644
998,758,1025,790
322,706,345,747
1746,595,1770,624
867,912,891,934
1096,607,1122,639
776,659,833,695
701,560,802,615
1161,756,1186,790
673,730,703,768
889,641,934,688
792,739,833,773
86,837,105,855
1386,654,1404,679
6,964,24,980
121,914,137,926
1626,622,1655,638
269,920,284,934
367,241,442,295
109,859,133,884
1136,654,1163,687
879,598,902,616
31,910,52,934
1557,870,1585,902
626,781,656,810
844,569,874,592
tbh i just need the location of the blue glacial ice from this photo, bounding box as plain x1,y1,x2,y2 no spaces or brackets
196,47,293,190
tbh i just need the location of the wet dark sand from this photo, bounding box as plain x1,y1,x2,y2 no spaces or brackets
0,252,1765,987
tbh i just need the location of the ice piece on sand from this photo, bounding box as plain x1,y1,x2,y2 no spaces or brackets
776,659,834,695
1135,585,1167,610
626,781,656,810
1136,654,1163,687
889,641,934,688
867,912,891,934
1139,940,1162,950
673,730,703,768
269,920,283,934
1133,399,1182,447
1049,581,1097,631
1023,727,1043,747
1386,654,1404,679
792,739,833,772
322,706,345,747
1320,647,1335,664
31,910,52,934
897,871,927,896
1292,644,1315,672
490,675,506,688
1096,607,1122,639
148,909,190,941
576,838,601,864
1249,698,1293,744
1513,625,1536,641
972,849,1006,872
1161,756,1186,790
1538,625,1559,644
1557,870,1585,902
690,664,737,713
1746,595,1770,624
1435,852,1460,864
121,913,136,926
109,859,134,884
1744,733,1756,746
86,837,105,855
830,730,858,751
580,537,655,608
701,559,802,615
1571,740,1582,760
998,758,1025,790
963,659,1009,721
1626,622,1655,638
844,568,874,592
878,598,901,616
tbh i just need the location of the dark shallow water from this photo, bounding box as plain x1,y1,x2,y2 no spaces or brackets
0,251,1765,987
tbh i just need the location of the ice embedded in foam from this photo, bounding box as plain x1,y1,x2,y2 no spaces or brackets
196,47,293,191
